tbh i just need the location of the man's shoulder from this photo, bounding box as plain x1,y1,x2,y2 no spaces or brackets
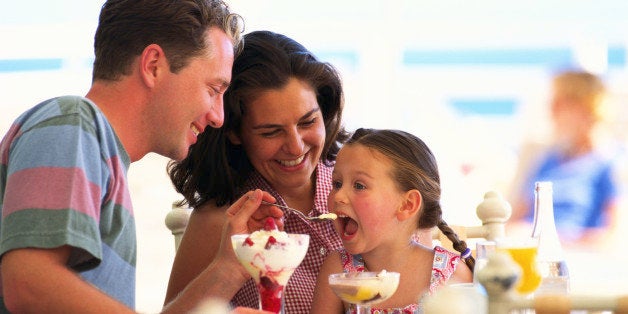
17,96,99,129
54,95,98,112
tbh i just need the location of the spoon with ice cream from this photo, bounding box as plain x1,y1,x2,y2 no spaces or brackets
261,200,337,221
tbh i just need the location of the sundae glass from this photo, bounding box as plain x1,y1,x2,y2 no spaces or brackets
328,270,400,314
231,218,309,313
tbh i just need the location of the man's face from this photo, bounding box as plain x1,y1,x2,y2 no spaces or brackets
150,27,234,161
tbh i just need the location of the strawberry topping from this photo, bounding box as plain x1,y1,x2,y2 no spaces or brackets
244,237,254,246
264,236,277,249
263,217,278,231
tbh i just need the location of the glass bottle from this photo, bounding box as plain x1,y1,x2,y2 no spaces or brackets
531,181,570,294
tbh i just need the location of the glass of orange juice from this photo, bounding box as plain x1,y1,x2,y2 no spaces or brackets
496,237,542,295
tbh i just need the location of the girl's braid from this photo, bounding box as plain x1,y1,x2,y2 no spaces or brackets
437,219,475,271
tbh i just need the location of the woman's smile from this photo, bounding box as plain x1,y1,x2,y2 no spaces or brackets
276,153,306,167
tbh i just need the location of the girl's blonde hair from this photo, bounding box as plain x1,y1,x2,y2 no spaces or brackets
553,70,606,121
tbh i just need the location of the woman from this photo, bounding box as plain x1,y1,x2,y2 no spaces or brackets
165,30,348,313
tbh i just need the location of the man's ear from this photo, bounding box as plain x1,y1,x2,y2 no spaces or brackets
396,189,422,221
139,44,167,88
227,131,242,145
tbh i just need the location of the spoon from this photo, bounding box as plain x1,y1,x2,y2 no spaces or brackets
260,200,337,221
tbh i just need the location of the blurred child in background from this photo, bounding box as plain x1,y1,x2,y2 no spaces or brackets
508,70,621,248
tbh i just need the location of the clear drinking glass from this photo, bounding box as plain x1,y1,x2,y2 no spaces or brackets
231,233,309,313
474,240,496,287
328,271,400,314
496,237,542,296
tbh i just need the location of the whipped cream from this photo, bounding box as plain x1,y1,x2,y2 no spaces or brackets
232,229,309,285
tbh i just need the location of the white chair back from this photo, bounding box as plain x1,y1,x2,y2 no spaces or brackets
165,201,192,251
432,191,511,251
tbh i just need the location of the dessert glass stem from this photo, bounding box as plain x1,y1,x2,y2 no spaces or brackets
355,304,370,314
257,281,285,314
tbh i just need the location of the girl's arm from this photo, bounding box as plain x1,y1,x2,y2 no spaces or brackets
310,251,345,314
451,258,473,284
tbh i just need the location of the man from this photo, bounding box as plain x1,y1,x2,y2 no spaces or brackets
0,0,280,313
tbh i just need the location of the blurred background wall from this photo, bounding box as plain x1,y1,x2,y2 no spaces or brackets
2,1,628,312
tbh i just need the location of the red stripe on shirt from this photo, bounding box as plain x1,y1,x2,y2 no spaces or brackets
0,123,22,165
3,167,102,221
103,156,133,215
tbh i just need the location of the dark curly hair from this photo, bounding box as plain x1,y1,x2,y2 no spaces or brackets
168,30,348,208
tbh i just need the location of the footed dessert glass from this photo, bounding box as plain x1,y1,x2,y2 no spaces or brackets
231,232,309,313
328,271,400,314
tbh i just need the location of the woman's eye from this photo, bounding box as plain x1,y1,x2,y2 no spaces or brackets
300,118,316,127
260,130,280,137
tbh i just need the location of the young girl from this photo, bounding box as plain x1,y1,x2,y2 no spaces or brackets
311,128,474,314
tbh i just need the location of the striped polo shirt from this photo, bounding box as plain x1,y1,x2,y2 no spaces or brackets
0,96,136,309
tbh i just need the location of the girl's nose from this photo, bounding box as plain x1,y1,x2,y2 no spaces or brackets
330,185,348,205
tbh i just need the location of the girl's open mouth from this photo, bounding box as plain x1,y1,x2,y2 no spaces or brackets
339,215,358,237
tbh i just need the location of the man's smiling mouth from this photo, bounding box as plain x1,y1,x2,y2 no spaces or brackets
191,124,201,137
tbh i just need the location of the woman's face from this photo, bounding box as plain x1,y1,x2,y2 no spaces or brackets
231,78,326,193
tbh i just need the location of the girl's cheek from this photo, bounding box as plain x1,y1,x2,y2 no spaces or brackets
352,198,372,215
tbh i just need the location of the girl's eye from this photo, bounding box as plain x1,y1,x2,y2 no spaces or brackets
332,180,342,190
354,182,366,190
